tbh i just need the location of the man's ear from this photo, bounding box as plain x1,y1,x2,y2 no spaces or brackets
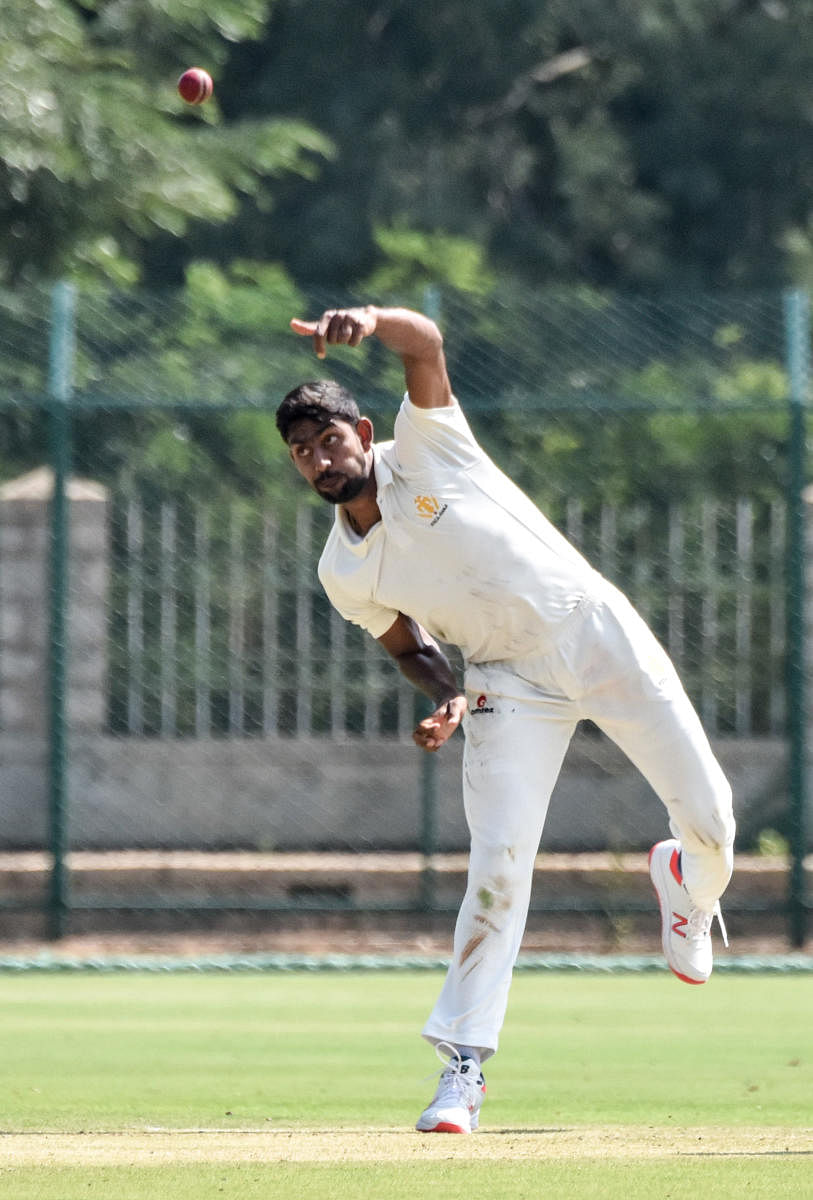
356,416,374,449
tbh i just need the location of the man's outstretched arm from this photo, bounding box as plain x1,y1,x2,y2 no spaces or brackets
377,613,466,752
290,305,453,410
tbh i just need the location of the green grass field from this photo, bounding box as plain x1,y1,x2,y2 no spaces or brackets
0,970,810,1198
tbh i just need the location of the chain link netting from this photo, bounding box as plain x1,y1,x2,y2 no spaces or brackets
0,280,805,936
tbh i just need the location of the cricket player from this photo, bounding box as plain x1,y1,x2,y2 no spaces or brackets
276,304,735,1134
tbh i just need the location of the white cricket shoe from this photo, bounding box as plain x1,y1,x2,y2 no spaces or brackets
415,1043,486,1134
649,838,728,984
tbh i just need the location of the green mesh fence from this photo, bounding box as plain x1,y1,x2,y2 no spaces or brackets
0,279,808,945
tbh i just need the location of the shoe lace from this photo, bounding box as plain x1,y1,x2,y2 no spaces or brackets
427,1042,483,1106
687,901,729,948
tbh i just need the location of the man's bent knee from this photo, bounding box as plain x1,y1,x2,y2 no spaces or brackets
466,844,535,915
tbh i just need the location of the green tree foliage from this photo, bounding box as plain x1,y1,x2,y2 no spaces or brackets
0,0,332,285
68,260,316,504
221,0,813,291
0,0,808,511
3,1,813,292
433,283,790,512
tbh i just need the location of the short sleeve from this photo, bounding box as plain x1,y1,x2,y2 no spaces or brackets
317,560,399,640
392,395,483,475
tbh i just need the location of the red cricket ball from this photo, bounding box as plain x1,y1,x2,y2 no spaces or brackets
177,67,213,105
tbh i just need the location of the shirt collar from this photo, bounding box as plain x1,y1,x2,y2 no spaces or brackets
332,441,393,554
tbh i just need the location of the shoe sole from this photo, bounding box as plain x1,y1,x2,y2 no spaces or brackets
648,843,706,985
415,1108,481,1134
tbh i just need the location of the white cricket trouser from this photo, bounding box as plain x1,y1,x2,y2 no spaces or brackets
422,582,735,1061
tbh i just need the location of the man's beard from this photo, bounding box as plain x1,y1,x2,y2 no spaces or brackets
315,470,369,505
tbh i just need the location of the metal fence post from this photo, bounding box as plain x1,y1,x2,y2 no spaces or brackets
783,287,810,948
416,283,445,911
46,281,76,940
414,692,439,911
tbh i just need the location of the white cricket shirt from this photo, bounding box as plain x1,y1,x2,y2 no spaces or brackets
317,396,606,665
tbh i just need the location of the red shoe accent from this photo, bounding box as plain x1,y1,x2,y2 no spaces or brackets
671,968,705,985
671,912,688,939
669,848,683,886
425,1121,467,1134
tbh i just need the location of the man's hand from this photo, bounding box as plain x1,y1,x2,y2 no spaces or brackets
378,616,465,750
412,696,467,753
290,307,378,360
291,304,451,408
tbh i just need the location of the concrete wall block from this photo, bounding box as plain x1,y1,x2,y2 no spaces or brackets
0,512,106,562
0,731,795,852
0,600,47,646
68,650,107,687
69,506,108,554
0,495,51,516
66,687,107,730
67,604,108,647
0,687,47,733
0,499,50,522
0,561,48,601
0,766,48,845
69,559,108,601
0,524,49,557
0,732,49,762
0,650,43,685
1,475,108,736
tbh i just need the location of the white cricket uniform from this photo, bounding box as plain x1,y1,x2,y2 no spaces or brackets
318,397,735,1060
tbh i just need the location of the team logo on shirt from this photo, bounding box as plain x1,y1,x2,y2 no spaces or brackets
470,693,494,715
414,494,448,525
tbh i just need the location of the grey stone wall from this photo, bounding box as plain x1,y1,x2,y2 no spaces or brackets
0,728,789,852
0,468,108,735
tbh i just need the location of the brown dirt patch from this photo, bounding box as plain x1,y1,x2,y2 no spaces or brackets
3,1125,811,1164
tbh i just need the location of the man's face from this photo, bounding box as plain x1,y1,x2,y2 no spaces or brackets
287,417,372,505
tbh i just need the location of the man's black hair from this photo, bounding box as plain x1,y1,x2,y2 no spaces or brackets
276,380,360,442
